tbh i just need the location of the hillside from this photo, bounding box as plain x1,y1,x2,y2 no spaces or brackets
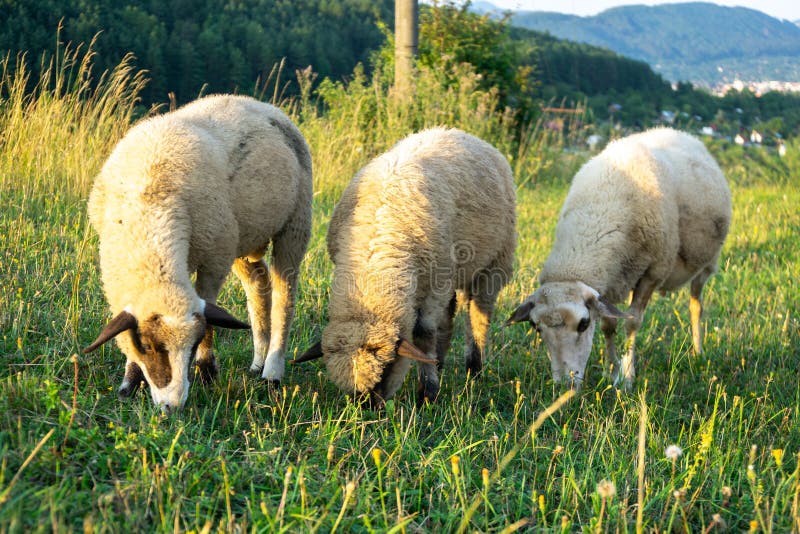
506,2,800,85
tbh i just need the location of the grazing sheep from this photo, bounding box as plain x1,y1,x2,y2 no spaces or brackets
296,128,516,406
83,94,312,410
507,128,731,390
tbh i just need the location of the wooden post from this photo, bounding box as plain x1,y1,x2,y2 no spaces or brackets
394,0,419,96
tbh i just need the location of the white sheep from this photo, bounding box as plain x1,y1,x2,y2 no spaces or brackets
507,127,731,390
295,128,516,405
83,94,313,410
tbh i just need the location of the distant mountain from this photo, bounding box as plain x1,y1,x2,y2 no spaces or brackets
470,1,502,15
499,2,800,85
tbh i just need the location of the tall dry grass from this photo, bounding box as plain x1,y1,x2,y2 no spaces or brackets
0,35,147,199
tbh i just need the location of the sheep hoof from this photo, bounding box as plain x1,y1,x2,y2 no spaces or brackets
416,381,440,407
265,379,281,391
195,357,219,384
612,373,634,392
118,379,143,399
465,361,482,379
368,391,386,411
248,364,263,375
465,343,483,378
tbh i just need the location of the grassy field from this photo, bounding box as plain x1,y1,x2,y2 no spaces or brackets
1,49,800,533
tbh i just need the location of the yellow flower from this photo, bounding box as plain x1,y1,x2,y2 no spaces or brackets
372,448,382,468
450,455,460,476
772,448,784,467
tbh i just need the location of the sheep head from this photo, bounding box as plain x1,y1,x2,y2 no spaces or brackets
83,301,249,411
296,319,435,401
507,281,627,390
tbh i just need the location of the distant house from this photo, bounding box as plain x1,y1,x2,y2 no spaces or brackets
700,126,715,136
586,134,603,151
734,134,746,145
778,141,787,157
750,130,762,144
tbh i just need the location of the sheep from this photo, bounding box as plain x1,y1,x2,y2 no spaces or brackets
507,127,731,390
295,127,516,406
83,94,313,411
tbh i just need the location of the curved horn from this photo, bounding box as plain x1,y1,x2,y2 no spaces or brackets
204,301,250,329
592,295,633,320
83,310,138,353
290,340,323,364
504,300,535,327
396,338,437,365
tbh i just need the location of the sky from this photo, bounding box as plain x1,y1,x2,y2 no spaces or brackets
482,1,800,22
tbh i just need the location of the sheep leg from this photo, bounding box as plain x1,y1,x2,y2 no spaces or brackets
414,312,441,406
232,258,272,375
618,277,658,390
434,294,458,372
464,286,499,378
689,267,713,355
372,358,414,409
118,359,145,399
195,327,218,383
195,263,233,382
600,316,620,382
260,220,309,383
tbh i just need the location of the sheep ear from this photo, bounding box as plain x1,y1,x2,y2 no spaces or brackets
505,300,535,327
291,341,323,364
83,310,138,353
396,338,438,365
589,295,631,320
204,301,250,329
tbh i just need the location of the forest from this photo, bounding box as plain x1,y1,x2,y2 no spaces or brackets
3,0,800,139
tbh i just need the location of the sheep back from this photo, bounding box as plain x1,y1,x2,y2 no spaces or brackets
323,127,516,394
89,94,312,318
541,127,730,302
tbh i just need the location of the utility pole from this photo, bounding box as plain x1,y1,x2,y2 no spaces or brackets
394,0,419,97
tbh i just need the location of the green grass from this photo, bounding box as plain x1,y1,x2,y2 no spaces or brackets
2,45,800,533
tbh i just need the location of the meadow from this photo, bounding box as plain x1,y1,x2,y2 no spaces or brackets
1,45,799,533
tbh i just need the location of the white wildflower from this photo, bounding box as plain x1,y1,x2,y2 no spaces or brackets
665,444,683,461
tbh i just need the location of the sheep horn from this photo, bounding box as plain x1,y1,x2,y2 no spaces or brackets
396,338,438,365
593,295,634,320
83,310,138,353
504,300,535,327
291,340,323,364
204,301,250,329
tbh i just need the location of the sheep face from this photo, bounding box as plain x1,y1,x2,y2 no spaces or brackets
508,282,625,390
84,300,249,411
321,320,413,399
114,313,207,411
